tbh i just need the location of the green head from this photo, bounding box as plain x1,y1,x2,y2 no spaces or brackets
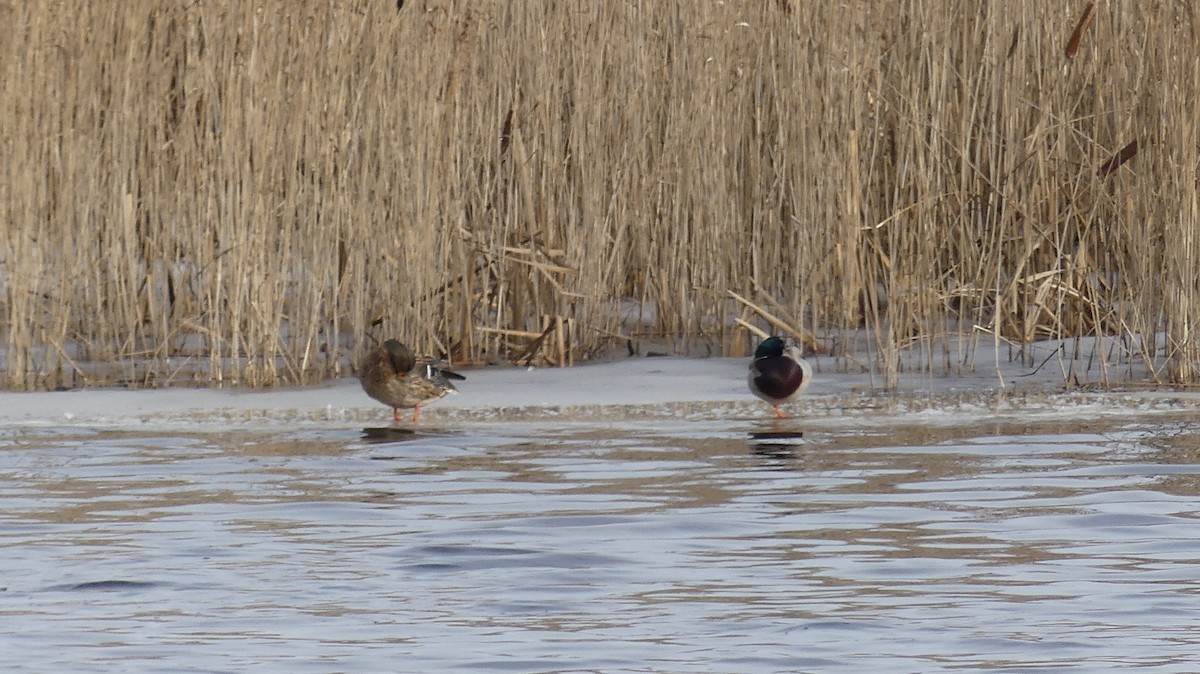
753,336,786,359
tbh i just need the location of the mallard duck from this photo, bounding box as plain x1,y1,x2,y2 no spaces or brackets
359,339,466,423
748,336,812,419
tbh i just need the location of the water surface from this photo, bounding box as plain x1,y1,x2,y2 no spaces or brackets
2,416,1200,672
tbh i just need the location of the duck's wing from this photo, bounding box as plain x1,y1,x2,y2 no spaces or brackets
750,356,805,399
414,357,466,384
440,368,466,381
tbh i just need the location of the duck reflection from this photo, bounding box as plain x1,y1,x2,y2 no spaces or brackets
748,427,806,464
360,426,419,443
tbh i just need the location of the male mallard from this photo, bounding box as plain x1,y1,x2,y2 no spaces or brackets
748,336,812,419
359,339,466,423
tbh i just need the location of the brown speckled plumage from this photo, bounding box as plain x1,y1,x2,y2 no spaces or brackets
359,339,465,423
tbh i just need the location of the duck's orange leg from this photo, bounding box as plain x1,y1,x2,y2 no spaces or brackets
774,405,786,419
392,406,402,423
412,405,421,424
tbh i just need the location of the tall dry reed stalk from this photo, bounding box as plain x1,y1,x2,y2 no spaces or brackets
1,1,1197,389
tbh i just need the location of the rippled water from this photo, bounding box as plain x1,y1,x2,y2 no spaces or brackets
3,415,1200,673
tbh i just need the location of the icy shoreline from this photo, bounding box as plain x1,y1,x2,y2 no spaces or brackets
1,355,1198,432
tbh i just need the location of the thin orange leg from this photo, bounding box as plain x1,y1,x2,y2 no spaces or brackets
774,405,785,419
412,405,421,424
393,406,402,423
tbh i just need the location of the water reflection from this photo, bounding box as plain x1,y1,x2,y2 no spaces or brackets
747,428,806,465
360,425,418,442
2,416,1200,672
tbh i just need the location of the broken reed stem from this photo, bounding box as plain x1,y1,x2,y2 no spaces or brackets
727,290,819,352
736,319,770,341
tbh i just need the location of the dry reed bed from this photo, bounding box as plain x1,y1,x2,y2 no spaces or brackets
0,1,1196,389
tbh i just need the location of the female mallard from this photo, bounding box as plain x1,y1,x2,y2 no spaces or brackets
748,336,812,419
359,339,466,423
